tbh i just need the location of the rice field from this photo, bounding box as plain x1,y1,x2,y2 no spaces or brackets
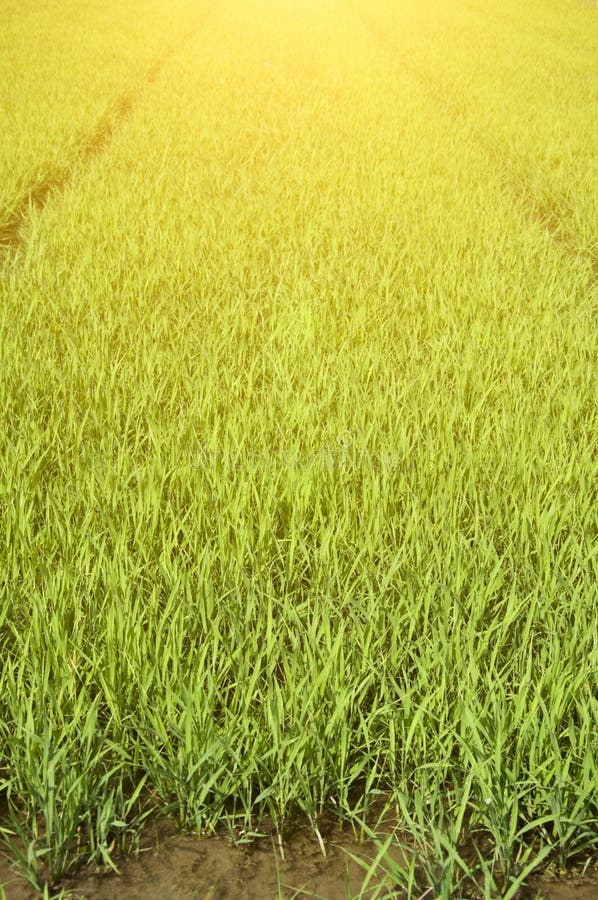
0,0,597,896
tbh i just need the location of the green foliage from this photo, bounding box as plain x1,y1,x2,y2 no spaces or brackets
0,0,596,894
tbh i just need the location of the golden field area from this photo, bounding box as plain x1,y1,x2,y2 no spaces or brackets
0,1,597,896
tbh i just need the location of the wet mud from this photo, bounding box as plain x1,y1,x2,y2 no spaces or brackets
1,819,597,899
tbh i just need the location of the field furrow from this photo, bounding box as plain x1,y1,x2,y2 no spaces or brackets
0,0,216,231
348,0,598,272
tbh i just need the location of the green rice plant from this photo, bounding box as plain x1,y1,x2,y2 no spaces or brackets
349,0,598,260
0,0,596,893
532,711,598,869
346,776,475,899
347,781,554,899
0,659,149,889
0,0,212,226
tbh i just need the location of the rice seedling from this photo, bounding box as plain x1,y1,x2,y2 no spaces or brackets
0,0,596,895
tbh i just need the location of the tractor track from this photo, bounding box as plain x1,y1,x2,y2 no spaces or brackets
0,2,218,259
347,0,597,287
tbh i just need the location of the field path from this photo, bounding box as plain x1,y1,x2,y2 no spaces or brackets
0,0,219,256
346,0,598,284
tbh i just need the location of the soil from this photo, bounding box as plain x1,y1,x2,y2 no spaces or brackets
1,819,597,900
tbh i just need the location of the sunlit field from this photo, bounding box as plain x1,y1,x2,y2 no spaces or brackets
1,0,597,896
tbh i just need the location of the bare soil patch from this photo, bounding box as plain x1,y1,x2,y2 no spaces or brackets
2,819,597,899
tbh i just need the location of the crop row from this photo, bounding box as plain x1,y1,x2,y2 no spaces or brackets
0,0,212,228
